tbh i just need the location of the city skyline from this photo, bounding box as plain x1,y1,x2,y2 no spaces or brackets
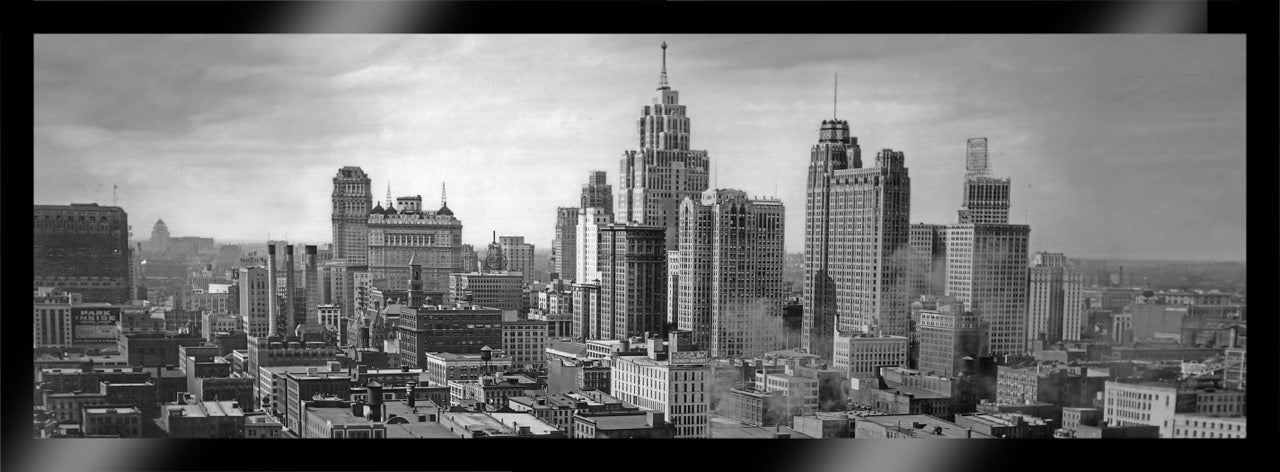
34,34,1246,260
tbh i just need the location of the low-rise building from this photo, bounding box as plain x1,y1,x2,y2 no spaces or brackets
852,414,991,439
243,412,284,438
424,351,514,387
1103,380,1246,437
954,412,1054,439
833,333,909,379
81,404,143,437
573,410,675,439
502,319,549,368
159,399,246,438
438,410,565,438
1171,413,1246,439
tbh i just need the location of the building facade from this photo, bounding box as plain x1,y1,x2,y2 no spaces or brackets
909,224,948,299
616,44,711,251
551,207,580,281
945,224,1030,355
610,351,711,439
331,167,372,265
832,333,909,378
498,236,536,283
803,117,912,361
34,204,133,304
599,224,668,340
956,138,1010,225
916,309,986,378
1027,252,1084,345
448,272,524,315
677,189,786,357
397,305,504,368
366,195,462,293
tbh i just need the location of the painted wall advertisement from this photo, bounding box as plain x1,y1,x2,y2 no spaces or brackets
669,350,709,365
71,306,120,342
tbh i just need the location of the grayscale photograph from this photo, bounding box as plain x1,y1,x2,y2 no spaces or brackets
32,34,1245,441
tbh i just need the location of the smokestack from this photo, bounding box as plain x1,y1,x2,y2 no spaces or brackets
267,244,279,337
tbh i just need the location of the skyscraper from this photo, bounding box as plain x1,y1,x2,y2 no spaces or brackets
499,235,536,283
34,204,133,304
366,194,462,296
331,167,372,265
802,113,913,360
581,170,613,212
909,223,948,299
677,189,786,358
945,138,1031,356
617,43,710,251
575,207,613,284
551,207,580,281
1027,252,1084,346
957,138,1010,225
150,219,170,253
598,224,667,340
238,266,271,337
946,225,1030,355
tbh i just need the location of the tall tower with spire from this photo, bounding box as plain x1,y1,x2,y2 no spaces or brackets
803,77,912,361
332,167,372,265
617,42,711,251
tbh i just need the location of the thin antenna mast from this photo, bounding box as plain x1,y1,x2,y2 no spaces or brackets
113,184,118,207
834,71,838,120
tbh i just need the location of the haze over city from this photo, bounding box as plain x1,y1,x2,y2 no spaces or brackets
34,34,1246,260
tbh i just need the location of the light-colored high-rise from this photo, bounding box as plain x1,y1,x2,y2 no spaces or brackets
551,207,579,281
677,189,786,358
575,207,612,284
331,167,372,265
610,347,711,439
945,224,1030,355
1027,252,1084,345
945,138,1030,355
238,266,271,338
366,195,462,294
616,43,710,251
499,236,536,284
803,112,913,361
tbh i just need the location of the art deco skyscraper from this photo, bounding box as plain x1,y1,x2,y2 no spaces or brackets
945,138,1031,355
1027,252,1084,346
617,43,710,251
677,189,786,358
803,112,912,361
331,167,372,265
957,138,1010,224
581,170,613,211
598,224,667,340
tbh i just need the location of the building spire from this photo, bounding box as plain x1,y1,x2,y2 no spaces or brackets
658,42,670,91
386,181,392,207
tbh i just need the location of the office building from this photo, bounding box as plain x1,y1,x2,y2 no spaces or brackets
33,204,133,304
448,272,524,315
576,207,613,284
367,194,462,294
1027,252,1084,345
599,224,667,340
160,399,247,438
237,267,271,338
833,333,908,379
82,405,144,437
956,138,1010,224
331,167,372,265
677,189,786,358
916,308,987,378
424,352,514,387
609,341,711,438
1103,380,1246,437
499,236,536,283
502,319,549,368
398,304,504,368
909,223,948,299
581,170,613,211
616,43,711,251
551,207,580,281
945,224,1030,355
803,115,912,360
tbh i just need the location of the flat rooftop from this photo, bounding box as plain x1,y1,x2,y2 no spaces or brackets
857,415,991,439
85,406,140,415
710,417,812,439
958,413,1048,427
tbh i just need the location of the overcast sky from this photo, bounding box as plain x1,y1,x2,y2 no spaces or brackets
34,34,1245,260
